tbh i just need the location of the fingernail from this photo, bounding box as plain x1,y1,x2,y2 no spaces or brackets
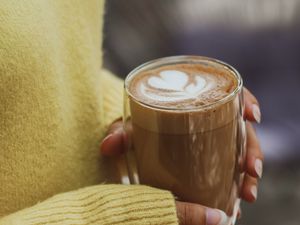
206,209,228,225
255,158,263,178
252,104,261,123
101,133,113,145
250,186,257,200
113,127,123,135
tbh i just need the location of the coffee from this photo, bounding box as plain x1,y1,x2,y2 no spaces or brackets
124,56,245,218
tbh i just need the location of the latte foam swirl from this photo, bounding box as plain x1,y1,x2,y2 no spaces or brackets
128,64,237,108
140,70,216,102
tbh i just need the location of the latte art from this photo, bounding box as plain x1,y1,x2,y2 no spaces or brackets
128,64,237,108
141,70,215,102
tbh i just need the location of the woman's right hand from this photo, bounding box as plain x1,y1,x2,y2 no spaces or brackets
175,201,228,225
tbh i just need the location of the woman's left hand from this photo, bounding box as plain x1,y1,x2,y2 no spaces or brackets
239,88,264,204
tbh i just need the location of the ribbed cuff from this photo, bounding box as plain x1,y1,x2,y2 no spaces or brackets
101,69,123,129
1,185,178,225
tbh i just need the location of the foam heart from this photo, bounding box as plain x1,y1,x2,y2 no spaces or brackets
148,70,207,95
148,70,188,91
141,69,213,102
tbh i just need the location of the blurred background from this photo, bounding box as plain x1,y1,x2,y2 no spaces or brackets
103,1,300,224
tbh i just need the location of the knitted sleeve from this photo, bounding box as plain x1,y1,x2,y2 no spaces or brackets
0,184,178,225
101,69,124,129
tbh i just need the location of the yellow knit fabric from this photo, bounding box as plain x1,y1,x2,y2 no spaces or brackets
0,0,178,224
1,185,177,225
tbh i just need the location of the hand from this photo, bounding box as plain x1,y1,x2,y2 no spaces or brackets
175,201,229,225
240,88,264,204
100,87,263,225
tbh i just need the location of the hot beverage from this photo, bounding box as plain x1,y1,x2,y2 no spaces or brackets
124,56,245,220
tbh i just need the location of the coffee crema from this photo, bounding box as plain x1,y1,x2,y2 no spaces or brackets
128,64,238,108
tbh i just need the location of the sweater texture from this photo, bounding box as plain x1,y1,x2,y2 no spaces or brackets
0,0,178,224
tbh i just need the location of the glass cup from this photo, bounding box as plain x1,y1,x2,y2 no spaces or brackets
122,56,246,224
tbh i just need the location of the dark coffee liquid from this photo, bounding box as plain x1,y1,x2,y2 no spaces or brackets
131,114,245,214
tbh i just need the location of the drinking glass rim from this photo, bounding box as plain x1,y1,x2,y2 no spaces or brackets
125,55,243,112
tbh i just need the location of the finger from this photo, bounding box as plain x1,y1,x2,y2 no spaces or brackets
245,122,264,178
243,87,261,123
241,174,258,203
107,119,123,134
100,122,124,156
176,201,205,225
176,201,228,225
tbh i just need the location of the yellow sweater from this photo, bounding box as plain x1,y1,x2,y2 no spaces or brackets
0,0,178,224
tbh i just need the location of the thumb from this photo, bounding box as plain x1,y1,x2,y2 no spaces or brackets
100,120,125,156
176,201,229,225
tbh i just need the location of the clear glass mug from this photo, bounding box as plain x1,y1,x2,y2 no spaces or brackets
122,56,246,224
